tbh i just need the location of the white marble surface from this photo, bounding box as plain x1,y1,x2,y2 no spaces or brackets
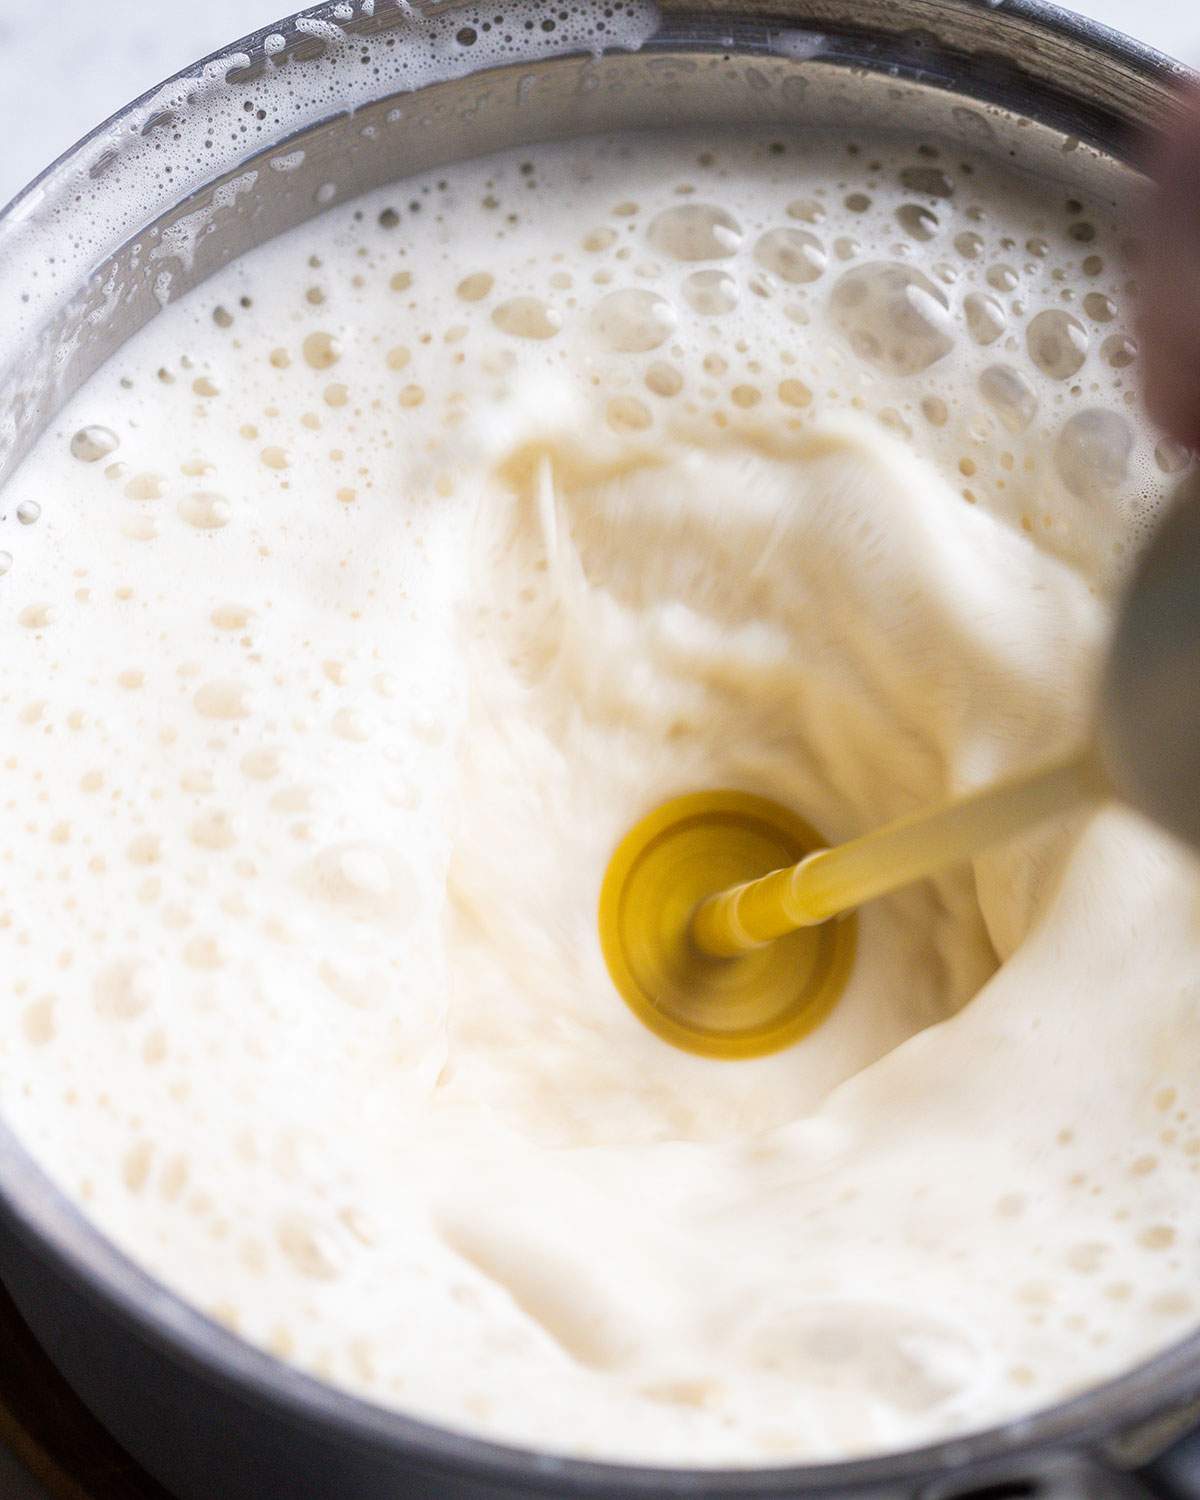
0,1,1194,1496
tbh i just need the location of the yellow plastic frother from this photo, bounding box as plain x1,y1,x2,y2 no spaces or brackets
600,473,1200,1061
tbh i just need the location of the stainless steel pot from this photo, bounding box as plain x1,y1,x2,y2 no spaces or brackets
0,4,1196,1497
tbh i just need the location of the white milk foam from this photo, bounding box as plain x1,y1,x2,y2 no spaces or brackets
1,129,1199,1466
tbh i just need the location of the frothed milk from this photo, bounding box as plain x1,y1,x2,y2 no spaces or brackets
1,127,1198,1465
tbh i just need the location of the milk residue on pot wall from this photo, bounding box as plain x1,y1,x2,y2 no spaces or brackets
0,0,661,334
1,128,1198,1466
0,2,662,483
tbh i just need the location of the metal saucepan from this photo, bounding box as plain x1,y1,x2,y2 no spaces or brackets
0,3,1197,1497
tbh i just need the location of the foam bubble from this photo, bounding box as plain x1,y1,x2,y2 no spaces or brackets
830,262,953,376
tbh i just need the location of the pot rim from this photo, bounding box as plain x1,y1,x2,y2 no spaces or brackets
0,1,1197,1492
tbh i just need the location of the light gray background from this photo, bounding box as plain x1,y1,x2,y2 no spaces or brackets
0,0,1194,1496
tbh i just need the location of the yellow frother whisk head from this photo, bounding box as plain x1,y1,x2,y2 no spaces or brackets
598,790,857,1060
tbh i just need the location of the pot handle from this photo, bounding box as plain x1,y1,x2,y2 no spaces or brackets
924,1451,1188,1498
1138,1429,1200,1498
